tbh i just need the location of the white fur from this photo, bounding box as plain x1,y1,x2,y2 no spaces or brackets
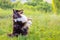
14,19,17,22
21,20,32,30
14,14,28,23
14,14,32,30
26,21,32,27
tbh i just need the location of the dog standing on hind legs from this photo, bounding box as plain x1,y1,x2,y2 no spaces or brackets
8,9,32,37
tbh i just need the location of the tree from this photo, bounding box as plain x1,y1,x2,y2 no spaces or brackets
0,0,13,9
25,0,52,12
52,0,60,14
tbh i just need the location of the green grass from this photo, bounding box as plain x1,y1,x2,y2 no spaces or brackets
0,8,60,40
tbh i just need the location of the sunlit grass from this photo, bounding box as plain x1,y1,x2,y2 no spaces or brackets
0,8,60,40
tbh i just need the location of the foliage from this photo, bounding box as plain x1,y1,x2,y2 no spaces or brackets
25,0,52,12
0,0,52,12
54,0,60,13
0,0,13,9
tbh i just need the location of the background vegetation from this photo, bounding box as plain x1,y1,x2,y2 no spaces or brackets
0,0,60,40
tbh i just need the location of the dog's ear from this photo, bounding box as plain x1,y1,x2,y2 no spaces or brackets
21,9,23,11
13,9,17,14
16,9,23,12
19,9,24,14
13,9,15,12
13,9,18,13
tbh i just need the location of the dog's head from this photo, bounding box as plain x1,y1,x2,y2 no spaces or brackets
13,9,24,18
13,9,23,14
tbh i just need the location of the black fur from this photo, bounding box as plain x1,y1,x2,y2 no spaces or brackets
8,9,28,37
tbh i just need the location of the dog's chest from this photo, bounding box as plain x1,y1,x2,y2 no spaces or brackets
14,14,27,23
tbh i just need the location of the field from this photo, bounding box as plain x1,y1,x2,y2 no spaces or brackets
0,8,60,40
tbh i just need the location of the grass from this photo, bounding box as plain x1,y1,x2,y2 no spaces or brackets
0,8,60,40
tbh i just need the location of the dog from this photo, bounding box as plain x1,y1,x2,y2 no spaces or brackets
8,9,32,37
